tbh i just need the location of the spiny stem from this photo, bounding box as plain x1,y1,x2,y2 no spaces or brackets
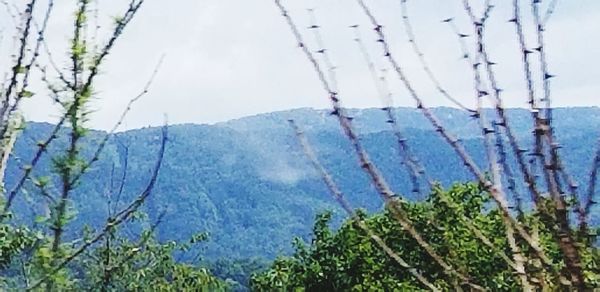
275,1,484,289
289,120,440,291
399,0,475,113
27,125,166,291
359,0,555,277
351,25,424,195
583,137,600,233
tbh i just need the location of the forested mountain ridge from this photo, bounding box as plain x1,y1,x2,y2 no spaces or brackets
5,107,599,261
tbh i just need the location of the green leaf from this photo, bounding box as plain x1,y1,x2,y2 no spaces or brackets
13,66,26,74
20,90,35,98
35,215,47,224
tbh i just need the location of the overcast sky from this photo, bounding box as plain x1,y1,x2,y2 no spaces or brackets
1,0,599,130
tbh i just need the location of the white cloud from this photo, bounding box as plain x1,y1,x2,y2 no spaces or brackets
1,0,598,130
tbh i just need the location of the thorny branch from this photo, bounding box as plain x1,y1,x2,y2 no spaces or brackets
358,0,557,279
399,0,474,113
0,0,37,126
274,1,484,289
289,120,440,291
69,55,165,187
353,22,521,272
26,125,167,291
584,137,600,233
351,25,424,195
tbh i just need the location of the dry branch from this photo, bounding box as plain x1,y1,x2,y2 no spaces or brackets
357,0,556,278
399,0,474,113
289,120,440,291
26,125,167,291
69,55,165,187
351,25,424,195
274,1,484,289
584,137,600,233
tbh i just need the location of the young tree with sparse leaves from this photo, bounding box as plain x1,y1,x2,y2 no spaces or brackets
0,1,225,290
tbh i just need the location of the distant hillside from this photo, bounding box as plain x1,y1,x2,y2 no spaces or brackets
4,107,600,260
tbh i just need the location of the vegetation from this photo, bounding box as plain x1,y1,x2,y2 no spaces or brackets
0,0,226,290
5,109,598,262
0,210,225,290
252,183,600,290
0,0,598,291
269,0,600,290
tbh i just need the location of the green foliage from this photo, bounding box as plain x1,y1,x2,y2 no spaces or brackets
75,231,225,291
251,183,600,291
0,223,35,270
0,216,226,291
2,109,600,290
6,108,599,262
208,258,270,291
0,2,226,290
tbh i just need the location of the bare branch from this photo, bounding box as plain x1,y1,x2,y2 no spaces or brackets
399,0,475,113
0,116,21,191
26,124,167,291
306,8,338,93
542,0,559,26
358,0,556,276
100,210,166,290
80,0,145,96
583,137,600,233
493,123,523,216
274,2,483,289
112,138,129,214
351,25,424,195
0,0,54,146
0,0,37,134
289,120,440,291
443,2,545,228
465,5,534,288
69,55,165,187
2,115,67,217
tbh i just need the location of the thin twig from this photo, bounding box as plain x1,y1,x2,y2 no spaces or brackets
583,137,600,233
1,0,54,129
100,211,166,290
274,2,483,289
466,5,533,288
112,138,129,214
462,1,566,282
399,0,475,113
2,115,67,217
69,54,165,187
0,0,38,135
26,125,167,291
289,120,440,291
351,25,424,195
306,8,338,93
360,0,555,275
542,0,559,25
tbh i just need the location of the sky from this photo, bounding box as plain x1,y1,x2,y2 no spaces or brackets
1,0,599,130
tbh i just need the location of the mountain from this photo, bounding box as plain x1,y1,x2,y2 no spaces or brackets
4,107,600,260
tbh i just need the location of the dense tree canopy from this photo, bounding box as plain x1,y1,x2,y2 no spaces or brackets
252,183,600,291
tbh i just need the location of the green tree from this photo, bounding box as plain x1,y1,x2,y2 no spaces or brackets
252,183,600,291
0,0,224,290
